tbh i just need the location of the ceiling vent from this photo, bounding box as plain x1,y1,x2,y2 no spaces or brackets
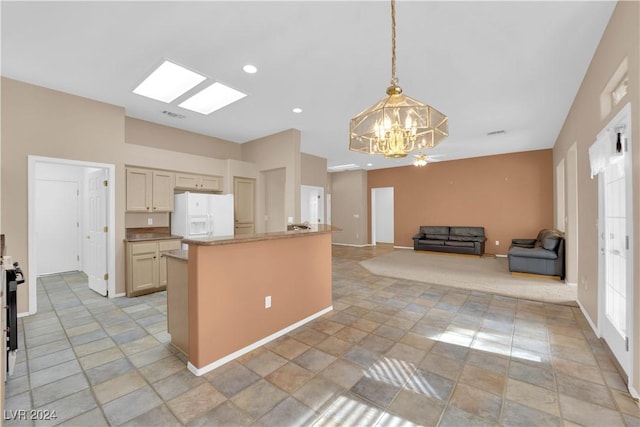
162,110,186,119
487,130,506,136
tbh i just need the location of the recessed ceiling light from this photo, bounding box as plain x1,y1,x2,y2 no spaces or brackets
133,60,206,103
367,163,373,167
292,108,302,113
243,64,258,74
178,82,247,115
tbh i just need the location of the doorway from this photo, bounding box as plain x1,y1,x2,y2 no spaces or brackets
371,187,394,245
555,158,565,232
28,156,115,312
300,185,324,226
234,176,256,235
596,103,634,387
566,143,579,285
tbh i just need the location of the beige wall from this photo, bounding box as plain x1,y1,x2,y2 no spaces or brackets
301,153,328,188
552,1,640,393
367,150,554,254
241,129,301,232
125,117,241,161
1,78,249,304
1,77,126,311
330,170,368,246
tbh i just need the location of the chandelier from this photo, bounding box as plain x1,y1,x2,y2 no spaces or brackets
349,0,448,158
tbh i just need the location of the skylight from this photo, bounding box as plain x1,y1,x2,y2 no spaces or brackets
133,60,206,103
178,82,247,115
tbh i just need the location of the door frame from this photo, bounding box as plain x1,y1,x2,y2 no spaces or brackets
28,156,116,314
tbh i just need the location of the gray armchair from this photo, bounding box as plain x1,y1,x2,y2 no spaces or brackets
508,229,565,279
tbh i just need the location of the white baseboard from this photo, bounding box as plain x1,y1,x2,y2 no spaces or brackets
496,254,508,258
188,305,333,376
628,384,639,399
331,243,371,248
577,298,600,338
111,292,126,298
393,246,412,250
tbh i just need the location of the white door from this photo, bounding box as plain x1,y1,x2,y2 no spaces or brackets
598,108,633,382
86,169,108,296
35,179,80,274
600,159,631,374
300,185,324,225
372,187,394,244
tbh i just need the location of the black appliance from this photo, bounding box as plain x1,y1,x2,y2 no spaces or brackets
5,260,24,373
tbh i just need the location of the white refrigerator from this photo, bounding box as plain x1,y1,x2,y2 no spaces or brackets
171,193,234,247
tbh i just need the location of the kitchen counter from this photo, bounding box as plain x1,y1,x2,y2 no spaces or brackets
182,224,338,246
169,224,336,376
125,232,183,242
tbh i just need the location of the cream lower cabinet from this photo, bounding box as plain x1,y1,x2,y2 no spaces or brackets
126,239,181,296
167,256,188,356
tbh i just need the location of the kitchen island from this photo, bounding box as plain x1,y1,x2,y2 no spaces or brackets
166,225,335,376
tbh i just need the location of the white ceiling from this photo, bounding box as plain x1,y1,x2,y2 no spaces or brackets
1,1,616,170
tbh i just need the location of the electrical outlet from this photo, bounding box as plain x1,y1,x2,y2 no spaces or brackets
147,218,153,225
495,240,499,246
265,296,271,309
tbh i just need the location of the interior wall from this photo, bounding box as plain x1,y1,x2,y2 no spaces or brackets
0,78,266,306
125,117,241,161
552,0,640,393
264,168,286,231
301,153,328,223
330,170,368,246
241,129,301,232
367,150,553,254
1,77,126,312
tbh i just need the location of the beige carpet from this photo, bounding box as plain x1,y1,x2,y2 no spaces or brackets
360,249,577,306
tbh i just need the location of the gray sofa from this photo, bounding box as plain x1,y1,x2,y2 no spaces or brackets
508,229,565,279
412,226,486,256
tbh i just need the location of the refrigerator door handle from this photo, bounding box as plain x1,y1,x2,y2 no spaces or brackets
207,213,213,236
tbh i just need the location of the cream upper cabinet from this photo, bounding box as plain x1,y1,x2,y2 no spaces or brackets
126,167,175,212
126,168,152,212
175,172,222,192
152,170,175,211
199,175,221,191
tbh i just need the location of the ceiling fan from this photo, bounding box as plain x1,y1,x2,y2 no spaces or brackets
412,153,445,167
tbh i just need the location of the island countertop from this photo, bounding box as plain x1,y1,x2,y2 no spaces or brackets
182,224,339,246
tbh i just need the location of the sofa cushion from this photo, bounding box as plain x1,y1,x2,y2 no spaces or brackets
449,235,486,243
444,241,474,248
420,226,449,236
539,230,562,251
425,234,449,240
418,239,445,246
450,226,485,237
508,246,558,260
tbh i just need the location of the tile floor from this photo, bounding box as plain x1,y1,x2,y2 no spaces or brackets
3,245,639,426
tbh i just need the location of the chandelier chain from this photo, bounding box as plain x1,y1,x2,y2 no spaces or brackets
391,0,397,86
